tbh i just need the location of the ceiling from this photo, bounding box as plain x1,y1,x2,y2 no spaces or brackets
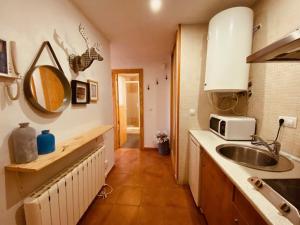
72,0,256,63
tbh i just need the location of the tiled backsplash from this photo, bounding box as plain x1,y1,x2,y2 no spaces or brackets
247,0,300,157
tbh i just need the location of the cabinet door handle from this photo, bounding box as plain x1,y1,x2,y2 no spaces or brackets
234,218,239,224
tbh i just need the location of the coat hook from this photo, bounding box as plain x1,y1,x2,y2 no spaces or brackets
156,79,159,85
165,74,168,80
5,80,20,101
253,24,262,33
147,85,150,90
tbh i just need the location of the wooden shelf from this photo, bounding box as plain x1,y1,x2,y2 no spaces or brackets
0,74,21,80
5,125,113,173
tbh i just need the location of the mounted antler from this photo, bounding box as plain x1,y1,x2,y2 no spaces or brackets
93,42,101,52
69,24,104,73
79,23,90,53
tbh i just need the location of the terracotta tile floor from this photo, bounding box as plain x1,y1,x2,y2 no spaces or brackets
79,148,207,225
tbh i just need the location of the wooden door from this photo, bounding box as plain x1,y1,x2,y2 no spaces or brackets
119,105,127,146
112,73,120,149
200,150,269,225
170,26,181,180
200,150,233,225
117,76,128,146
232,187,268,225
230,206,249,225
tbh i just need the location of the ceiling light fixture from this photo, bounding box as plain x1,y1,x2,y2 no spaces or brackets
150,0,162,13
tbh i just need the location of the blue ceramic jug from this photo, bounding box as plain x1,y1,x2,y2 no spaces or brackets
37,130,55,154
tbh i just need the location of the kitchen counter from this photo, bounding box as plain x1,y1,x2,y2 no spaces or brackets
189,129,300,225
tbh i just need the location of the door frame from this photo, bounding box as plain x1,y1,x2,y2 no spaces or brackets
112,68,144,150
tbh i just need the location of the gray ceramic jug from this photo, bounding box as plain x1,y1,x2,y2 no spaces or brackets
11,123,38,163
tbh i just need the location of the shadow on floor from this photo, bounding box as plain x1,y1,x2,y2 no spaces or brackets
121,133,140,148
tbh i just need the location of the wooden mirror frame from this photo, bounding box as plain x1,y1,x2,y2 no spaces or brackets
23,41,71,113
24,65,71,113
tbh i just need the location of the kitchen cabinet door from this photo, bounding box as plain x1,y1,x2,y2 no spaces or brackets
200,150,233,225
233,187,268,225
188,135,201,206
230,206,249,225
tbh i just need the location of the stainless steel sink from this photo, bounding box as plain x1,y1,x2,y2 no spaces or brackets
216,144,294,172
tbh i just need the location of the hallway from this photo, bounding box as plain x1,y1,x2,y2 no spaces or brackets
79,148,206,225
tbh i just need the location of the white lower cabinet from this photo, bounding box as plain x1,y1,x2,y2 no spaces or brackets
188,134,201,206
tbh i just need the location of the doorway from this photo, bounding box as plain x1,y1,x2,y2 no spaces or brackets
112,69,144,150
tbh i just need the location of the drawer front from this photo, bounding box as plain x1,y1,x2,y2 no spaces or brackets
233,187,268,225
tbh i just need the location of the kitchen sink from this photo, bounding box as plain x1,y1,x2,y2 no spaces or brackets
216,144,294,172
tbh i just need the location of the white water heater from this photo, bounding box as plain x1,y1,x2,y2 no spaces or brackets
204,7,253,92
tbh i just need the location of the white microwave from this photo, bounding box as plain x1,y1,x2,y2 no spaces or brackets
209,114,256,140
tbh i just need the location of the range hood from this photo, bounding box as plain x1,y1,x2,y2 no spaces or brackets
247,28,300,63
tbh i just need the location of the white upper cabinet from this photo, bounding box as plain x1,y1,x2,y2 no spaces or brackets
204,7,253,92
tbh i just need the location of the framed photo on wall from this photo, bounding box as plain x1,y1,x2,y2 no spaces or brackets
71,80,90,104
0,39,8,76
88,79,98,102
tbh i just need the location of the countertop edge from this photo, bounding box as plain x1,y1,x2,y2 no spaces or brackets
189,129,299,225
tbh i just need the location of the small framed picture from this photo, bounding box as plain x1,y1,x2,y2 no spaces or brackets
71,80,90,104
88,80,98,102
0,39,8,76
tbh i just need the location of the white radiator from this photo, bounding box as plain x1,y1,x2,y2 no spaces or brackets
24,146,106,225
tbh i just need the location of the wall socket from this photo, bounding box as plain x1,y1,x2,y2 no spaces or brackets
278,116,297,128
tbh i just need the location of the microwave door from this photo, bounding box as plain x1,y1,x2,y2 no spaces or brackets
220,121,226,137
210,117,220,133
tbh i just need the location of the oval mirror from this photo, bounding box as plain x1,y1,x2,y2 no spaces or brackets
24,65,71,113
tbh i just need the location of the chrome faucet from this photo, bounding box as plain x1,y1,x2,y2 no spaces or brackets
251,135,281,160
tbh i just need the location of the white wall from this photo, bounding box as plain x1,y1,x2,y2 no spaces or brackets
0,0,113,224
112,59,171,148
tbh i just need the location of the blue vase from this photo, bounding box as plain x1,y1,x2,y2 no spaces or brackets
37,130,55,155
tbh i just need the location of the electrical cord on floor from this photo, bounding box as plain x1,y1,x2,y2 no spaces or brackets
97,184,114,199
